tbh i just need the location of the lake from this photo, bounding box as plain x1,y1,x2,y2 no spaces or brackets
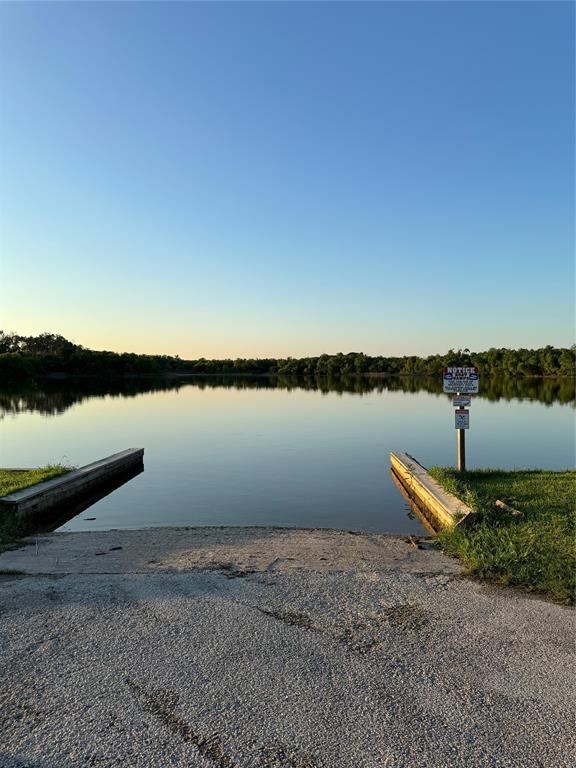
0,376,573,534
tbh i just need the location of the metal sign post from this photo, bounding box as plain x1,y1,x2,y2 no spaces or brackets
457,426,466,472
455,404,469,471
443,367,479,473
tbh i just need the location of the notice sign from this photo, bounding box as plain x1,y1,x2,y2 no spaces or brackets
452,395,472,407
455,408,469,429
443,366,479,394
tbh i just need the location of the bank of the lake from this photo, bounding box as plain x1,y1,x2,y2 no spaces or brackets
429,468,576,603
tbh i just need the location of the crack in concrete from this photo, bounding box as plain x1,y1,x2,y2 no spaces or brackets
254,603,429,655
126,679,320,768
126,679,240,768
257,608,316,630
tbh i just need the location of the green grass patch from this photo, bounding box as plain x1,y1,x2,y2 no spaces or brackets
0,465,71,498
428,467,576,603
0,464,72,550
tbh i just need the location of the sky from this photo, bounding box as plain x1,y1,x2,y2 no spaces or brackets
0,0,574,359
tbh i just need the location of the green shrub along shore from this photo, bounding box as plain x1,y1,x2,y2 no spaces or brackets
0,466,70,549
429,468,576,604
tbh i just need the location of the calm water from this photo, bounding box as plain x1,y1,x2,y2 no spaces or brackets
1,377,573,534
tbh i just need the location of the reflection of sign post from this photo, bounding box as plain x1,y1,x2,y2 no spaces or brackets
444,367,479,472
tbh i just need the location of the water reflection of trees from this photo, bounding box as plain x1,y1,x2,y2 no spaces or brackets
0,374,573,418
0,378,186,418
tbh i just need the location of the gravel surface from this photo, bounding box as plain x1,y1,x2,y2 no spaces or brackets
0,527,574,768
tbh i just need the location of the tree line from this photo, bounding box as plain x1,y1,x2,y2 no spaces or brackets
0,331,574,382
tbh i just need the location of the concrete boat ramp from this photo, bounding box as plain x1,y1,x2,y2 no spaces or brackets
0,526,574,768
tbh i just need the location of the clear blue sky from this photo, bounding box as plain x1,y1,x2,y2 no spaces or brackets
1,1,574,358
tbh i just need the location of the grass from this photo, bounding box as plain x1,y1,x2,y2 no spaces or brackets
428,467,576,604
0,465,71,498
0,464,72,550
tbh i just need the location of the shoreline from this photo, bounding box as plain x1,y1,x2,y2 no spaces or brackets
0,525,457,577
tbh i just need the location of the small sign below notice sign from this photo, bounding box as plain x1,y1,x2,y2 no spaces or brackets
452,395,471,407
443,366,480,394
455,408,469,430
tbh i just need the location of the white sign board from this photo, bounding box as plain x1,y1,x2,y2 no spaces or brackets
443,366,479,394
452,395,471,407
455,408,469,429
